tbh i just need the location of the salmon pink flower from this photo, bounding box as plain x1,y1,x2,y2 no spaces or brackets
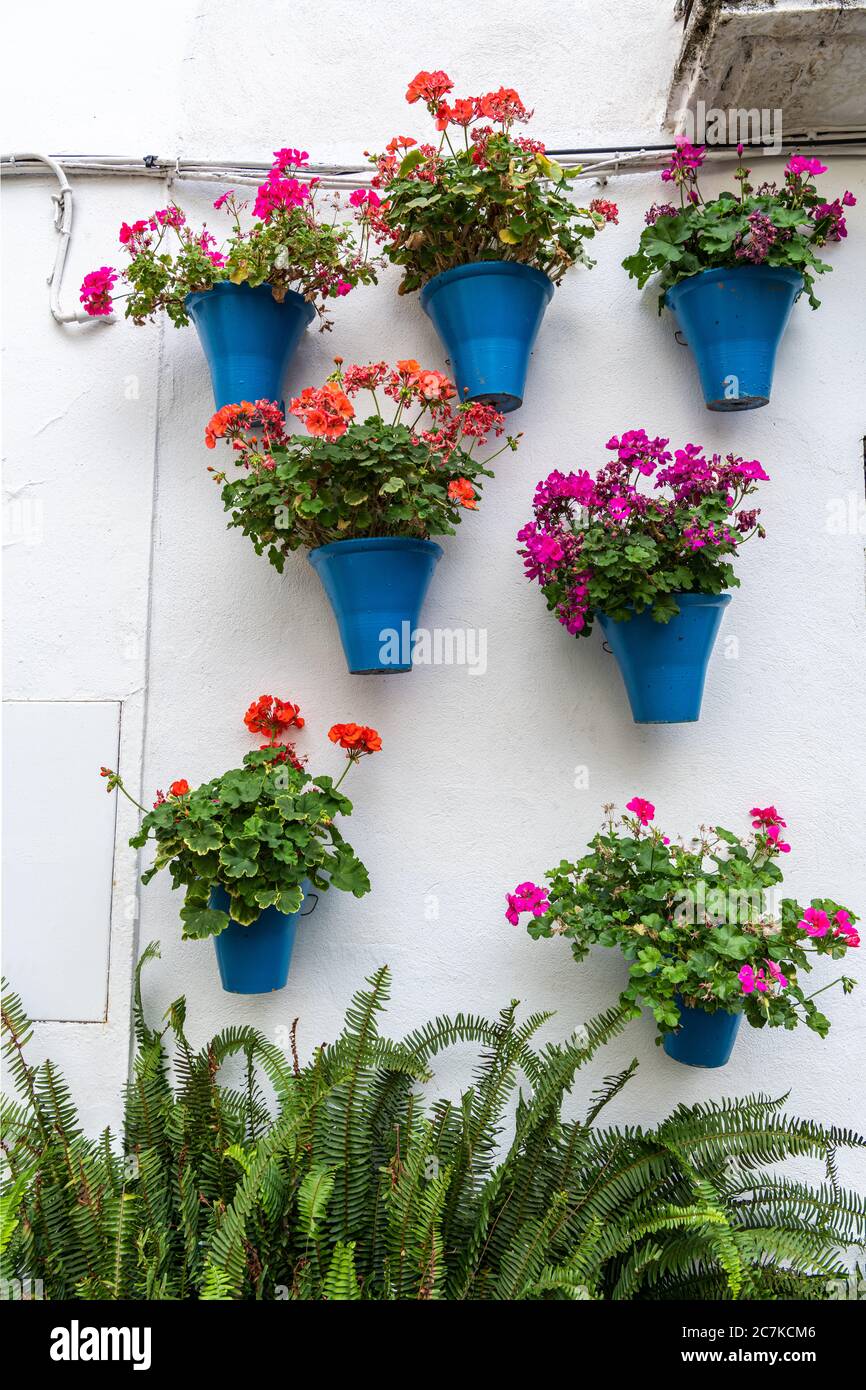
417,369,454,401
204,401,256,448
290,384,354,439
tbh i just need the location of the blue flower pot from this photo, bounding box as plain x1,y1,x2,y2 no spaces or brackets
665,265,802,411
185,281,315,411
420,261,554,413
309,536,442,674
597,593,731,724
663,999,743,1068
209,882,315,994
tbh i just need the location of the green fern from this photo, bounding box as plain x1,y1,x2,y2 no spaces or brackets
2,955,864,1300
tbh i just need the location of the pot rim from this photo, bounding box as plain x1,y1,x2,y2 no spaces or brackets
420,258,555,306
664,263,804,308
597,591,733,623
309,535,444,563
185,281,317,323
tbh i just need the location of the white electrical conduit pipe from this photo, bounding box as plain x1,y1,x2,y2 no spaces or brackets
4,137,866,326
3,152,116,324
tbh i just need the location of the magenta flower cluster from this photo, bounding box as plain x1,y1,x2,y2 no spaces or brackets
79,266,118,316
252,148,314,220
738,960,788,995
505,881,549,926
517,429,769,637
799,906,859,947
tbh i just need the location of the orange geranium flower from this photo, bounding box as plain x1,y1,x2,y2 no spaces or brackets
169,779,190,797
448,478,478,509
290,383,355,440
328,723,382,755
204,401,255,448
395,358,422,379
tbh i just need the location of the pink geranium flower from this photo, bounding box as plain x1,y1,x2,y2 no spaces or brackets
626,797,655,826
505,881,549,925
766,824,791,854
79,266,117,317
786,155,828,179
749,805,786,829
765,960,788,989
834,909,860,947
798,907,830,938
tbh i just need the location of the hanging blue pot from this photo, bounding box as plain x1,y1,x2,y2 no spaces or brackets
665,265,802,411
185,281,315,411
309,536,442,674
663,998,743,1068
419,261,554,413
209,882,315,994
597,592,731,724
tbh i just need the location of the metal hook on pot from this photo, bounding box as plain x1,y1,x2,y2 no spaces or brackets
601,641,612,654
674,330,688,347
300,892,319,918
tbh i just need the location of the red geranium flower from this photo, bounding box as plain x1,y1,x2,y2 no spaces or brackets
244,695,304,746
448,478,478,510
405,69,453,107
169,779,190,797
328,723,382,755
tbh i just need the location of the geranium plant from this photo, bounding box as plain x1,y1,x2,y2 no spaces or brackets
508,800,859,1039
623,142,856,310
80,147,382,327
101,695,379,937
205,361,519,565
368,70,619,292
517,429,769,637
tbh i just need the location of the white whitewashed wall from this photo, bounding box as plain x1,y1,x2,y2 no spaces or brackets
3,1,865,1187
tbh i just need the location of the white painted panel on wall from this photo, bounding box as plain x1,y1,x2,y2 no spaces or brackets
2,701,121,1021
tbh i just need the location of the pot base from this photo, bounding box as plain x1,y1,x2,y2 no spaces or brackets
663,998,743,1069
707,392,768,412
420,261,554,413
308,537,442,674
210,883,308,994
665,265,802,412
598,593,731,724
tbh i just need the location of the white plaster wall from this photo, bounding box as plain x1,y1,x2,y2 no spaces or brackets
3,1,865,1189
